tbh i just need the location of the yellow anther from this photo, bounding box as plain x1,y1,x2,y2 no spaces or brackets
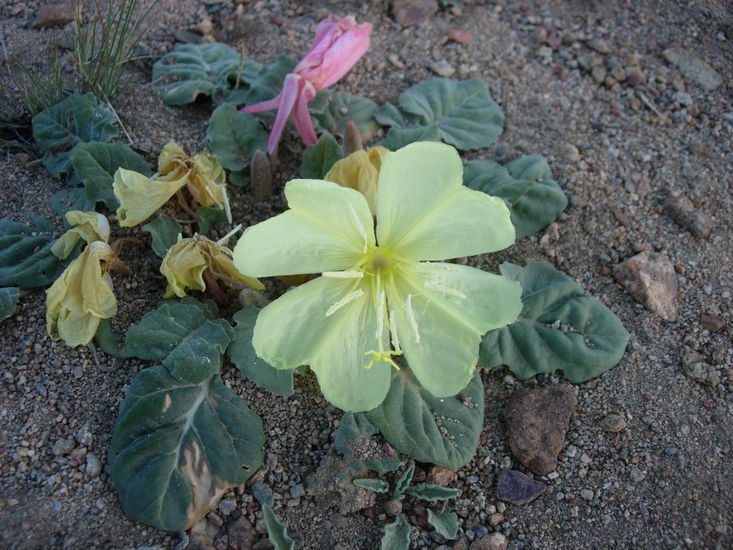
364,350,402,370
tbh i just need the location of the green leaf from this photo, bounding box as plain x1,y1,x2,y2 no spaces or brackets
50,188,96,221
263,504,295,550
142,216,182,258
405,483,461,501
32,94,118,178
381,124,440,151
299,133,342,179
335,412,404,476
0,216,65,288
0,287,20,322
207,104,268,172
393,464,414,498
377,78,503,151
353,478,390,493
427,509,459,539
94,319,127,356
366,369,484,470
464,155,567,238
229,169,248,187
437,0,463,12
241,55,297,107
152,43,256,106
480,260,630,382
124,297,234,384
310,91,380,137
227,307,294,396
108,365,264,531
380,515,411,550
70,142,151,210
195,205,228,237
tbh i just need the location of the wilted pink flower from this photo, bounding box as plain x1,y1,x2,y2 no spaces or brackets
241,15,372,154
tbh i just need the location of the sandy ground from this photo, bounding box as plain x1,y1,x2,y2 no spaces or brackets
1,1,731,549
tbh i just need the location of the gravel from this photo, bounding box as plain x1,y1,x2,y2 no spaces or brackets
0,0,731,549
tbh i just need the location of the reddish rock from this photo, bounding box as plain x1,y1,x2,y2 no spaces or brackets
426,465,456,486
447,29,473,45
700,313,725,332
613,251,678,322
470,532,507,550
32,2,74,29
392,0,438,27
504,385,577,475
665,196,712,238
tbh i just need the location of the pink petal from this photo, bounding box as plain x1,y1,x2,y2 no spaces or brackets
293,81,318,147
304,23,372,90
266,73,301,154
294,21,340,75
240,93,282,114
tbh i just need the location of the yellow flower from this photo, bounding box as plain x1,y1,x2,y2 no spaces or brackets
233,142,522,412
51,210,110,259
46,241,119,346
114,142,230,227
324,146,389,214
161,235,264,299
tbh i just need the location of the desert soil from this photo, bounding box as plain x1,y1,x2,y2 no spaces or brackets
0,0,731,549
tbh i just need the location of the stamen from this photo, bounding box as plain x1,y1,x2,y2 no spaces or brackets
322,271,364,279
375,290,385,343
325,289,364,317
217,224,242,246
389,308,402,353
347,203,369,253
406,294,421,343
364,350,402,370
424,281,466,299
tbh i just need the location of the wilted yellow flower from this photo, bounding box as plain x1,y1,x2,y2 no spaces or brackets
157,143,229,214
51,211,111,259
161,235,264,300
46,241,119,347
324,146,388,214
114,142,230,227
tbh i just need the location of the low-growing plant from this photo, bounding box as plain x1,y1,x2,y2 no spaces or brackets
4,11,633,545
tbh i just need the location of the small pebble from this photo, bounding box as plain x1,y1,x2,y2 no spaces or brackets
85,454,102,479
430,59,456,77
600,413,627,433
218,499,237,515
384,499,402,517
52,439,74,456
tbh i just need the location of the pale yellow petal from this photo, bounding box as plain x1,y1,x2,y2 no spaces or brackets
376,142,515,260
158,142,189,179
46,241,117,347
386,261,522,397
161,237,264,298
252,275,391,411
51,211,111,259
113,168,188,227
324,146,388,215
234,180,374,277
160,239,208,298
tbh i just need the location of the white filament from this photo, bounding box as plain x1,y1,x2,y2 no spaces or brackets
322,271,364,279
406,294,421,343
424,281,466,299
325,289,364,317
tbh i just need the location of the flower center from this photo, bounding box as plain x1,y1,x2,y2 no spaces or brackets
362,244,402,276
